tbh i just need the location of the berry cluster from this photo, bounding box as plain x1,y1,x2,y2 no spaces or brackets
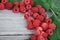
0,0,56,40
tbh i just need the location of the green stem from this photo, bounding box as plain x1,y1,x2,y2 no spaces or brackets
50,8,60,21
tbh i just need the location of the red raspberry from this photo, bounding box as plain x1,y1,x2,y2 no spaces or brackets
13,7,19,13
30,35,36,40
5,2,13,10
0,3,5,10
36,27,43,31
37,5,42,9
28,10,33,16
2,0,8,4
37,36,45,40
41,23,48,30
37,15,44,21
49,23,56,30
19,7,26,13
19,1,25,7
34,30,40,36
41,13,47,19
45,18,52,24
41,32,48,38
33,13,39,18
26,4,32,10
24,12,30,19
27,17,34,23
14,2,19,7
31,7,38,13
39,8,45,13
46,29,53,36
45,38,48,40
24,0,30,5
30,1,34,6
27,23,34,30
33,19,41,27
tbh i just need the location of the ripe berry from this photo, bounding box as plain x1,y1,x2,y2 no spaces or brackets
14,2,19,7
19,7,26,13
45,18,52,24
30,35,36,40
26,4,32,10
34,30,40,36
13,7,19,13
33,13,39,18
37,36,45,40
30,1,34,6
46,29,53,36
27,23,34,30
19,1,25,7
37,15,44,21
27,17,34,23
41,32,48,38
49,23,56,30
41,23,48,30
24,12,30,19
37,5,42,9
2,0,8,4
41,13,47,19
24,0,30,5
36,27,43,31
0,3,5,10
28,10,33,16
33,19,41,27
5,2,13,10
31,7,38,13
39,8,45,13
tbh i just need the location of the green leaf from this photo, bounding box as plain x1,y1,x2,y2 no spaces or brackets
51,0,60,19
33,0,50,10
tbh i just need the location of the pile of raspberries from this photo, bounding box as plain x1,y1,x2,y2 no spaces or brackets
0,0,56,40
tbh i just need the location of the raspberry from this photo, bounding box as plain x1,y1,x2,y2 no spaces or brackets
36,27,43,31
33,19,41,27
26,4,32,10
24,12,30,19
37,15,44,21
30,1,34,6
13,6,19,13
5,2,13,10
41,13,47,19
49,23,56,30
33,13,39,18
19,7,26,13
41,32,48,38
45,18,52,24
14,2,19,7
27,23,34,30
37,36,45,40
39,8,45,13
45,38,48,40
37,5,42,9
2,0,8,4
46,29,53,36
27,17,34,23
31,7,38,13
19,1,25,7
30,35,36,40
28,10,33,16
24,0,30,5
41,23,48,30
34,30,40,36
0,3,5,10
